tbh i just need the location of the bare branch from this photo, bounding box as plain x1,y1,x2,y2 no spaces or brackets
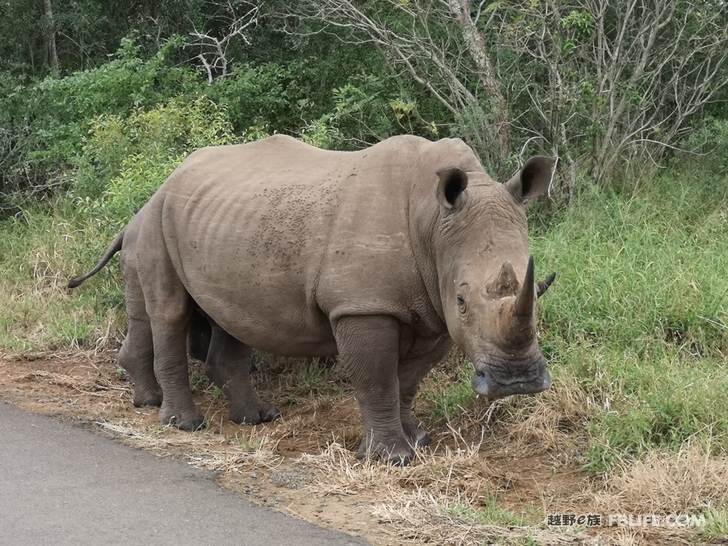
185,1,262,82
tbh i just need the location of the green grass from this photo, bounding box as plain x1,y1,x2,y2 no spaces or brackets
533,176,728,356
445,495,541,527
702,506,728,538
530,167,728,470
419,352,476,424
0,203,126,350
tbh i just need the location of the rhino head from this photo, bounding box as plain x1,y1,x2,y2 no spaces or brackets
433,156,556,398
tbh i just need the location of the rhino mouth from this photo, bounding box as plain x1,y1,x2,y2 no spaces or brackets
471,362,551,398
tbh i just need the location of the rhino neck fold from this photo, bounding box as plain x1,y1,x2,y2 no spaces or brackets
408,189,449,336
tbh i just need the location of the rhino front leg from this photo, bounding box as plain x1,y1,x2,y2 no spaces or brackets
398,337,454,448
204,322,280,425
334,315,413,465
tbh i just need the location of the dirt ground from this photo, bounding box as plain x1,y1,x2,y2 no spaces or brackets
0,348,718,546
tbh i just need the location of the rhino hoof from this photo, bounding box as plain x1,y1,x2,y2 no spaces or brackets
229,403,281,425
357,439,415,466
160,411,205,431
262,406,282,423
132,393,162,408
401,420,430,449
176,418,206,431
413,431,430,448
387,452,413,467
134,396,162,408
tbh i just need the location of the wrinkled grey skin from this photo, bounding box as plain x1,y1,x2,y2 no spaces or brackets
108,134,555,464
68,206,280,425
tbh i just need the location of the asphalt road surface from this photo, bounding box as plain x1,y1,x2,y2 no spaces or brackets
0,401,371,546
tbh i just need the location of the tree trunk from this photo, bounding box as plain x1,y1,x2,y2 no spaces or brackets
446,0,511,161
43,0,59,77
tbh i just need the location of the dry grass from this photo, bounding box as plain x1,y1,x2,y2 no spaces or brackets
0,219,126,351
94,420,283,474
590,443,728,515
505,376,594,455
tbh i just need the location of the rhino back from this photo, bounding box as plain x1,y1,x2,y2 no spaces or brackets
150,135,482,356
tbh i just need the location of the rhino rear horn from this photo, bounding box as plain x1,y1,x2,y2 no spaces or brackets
489,260,520,297
515,256,535,317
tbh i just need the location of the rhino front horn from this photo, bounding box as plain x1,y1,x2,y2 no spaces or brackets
515,256,535,317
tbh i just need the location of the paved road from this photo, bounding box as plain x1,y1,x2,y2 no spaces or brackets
0,401,370,546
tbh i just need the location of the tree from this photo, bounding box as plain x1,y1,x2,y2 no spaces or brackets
185,0,262,83
43,0,59,76
280,0,728,199
278,0,513,171
490,0,728,189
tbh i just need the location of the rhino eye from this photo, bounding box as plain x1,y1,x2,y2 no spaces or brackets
457,295,466,313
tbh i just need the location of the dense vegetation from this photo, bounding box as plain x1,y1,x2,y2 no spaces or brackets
1,0,727,508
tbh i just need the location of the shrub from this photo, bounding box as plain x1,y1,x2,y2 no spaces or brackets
0,35,203,208
75,96,238,234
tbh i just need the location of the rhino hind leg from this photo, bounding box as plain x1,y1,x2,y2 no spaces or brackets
186,309,212,363
138,238,205,430
334,315,415,466
204,322,280,425
119,316,161,407
151,311,205,431
118,261,162,407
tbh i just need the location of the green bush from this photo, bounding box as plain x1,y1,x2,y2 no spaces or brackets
208,62,306,136
74,96,238,234
676,117,728,176
0,36,203,207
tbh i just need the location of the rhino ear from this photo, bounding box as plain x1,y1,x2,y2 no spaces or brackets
505,156,556,201
436,167,468,209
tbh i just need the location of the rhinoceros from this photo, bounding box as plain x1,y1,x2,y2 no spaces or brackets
113,134,556,464
68,204,280,424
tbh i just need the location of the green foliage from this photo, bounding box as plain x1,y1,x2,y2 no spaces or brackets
27,35,199,160
74,95,236,205
65,95,238,274
0,0,208,76
0,36,204,207
701,507,728,539
300,75,441,150
677,117,728,176
207,62,306,135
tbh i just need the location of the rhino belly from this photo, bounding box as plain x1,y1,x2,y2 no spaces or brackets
166,192,337,357
189,278,338,358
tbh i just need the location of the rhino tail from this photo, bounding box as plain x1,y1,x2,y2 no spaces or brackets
67,227,126,289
